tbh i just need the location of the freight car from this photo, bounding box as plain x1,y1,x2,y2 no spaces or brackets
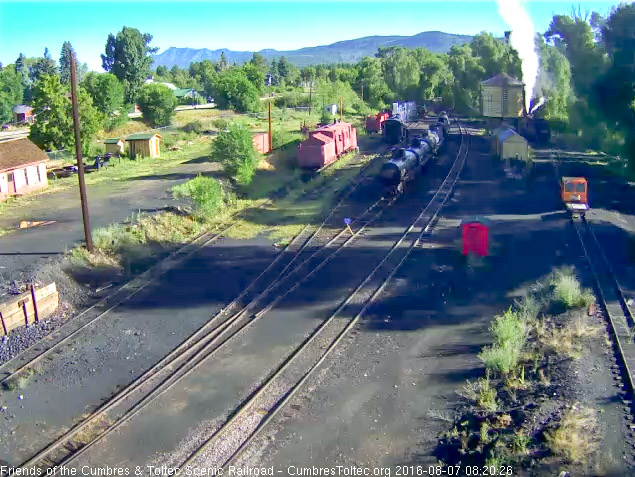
297,121,358,169
379,125,445,196
365,111,390,133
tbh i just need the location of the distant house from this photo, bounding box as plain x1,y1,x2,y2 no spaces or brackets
325,104,338,115
12,105,34,124
125,133,161,159
174,88,198,99
104,138,125,155
0,138,49,201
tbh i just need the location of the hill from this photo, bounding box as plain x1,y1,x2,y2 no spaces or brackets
151,31,472,69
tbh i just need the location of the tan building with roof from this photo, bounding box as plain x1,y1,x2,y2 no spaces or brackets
481,74,525,118
104,138,125,155
125,133,161,159
0,138,49,201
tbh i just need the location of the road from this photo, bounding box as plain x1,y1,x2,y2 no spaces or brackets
0,155,221,283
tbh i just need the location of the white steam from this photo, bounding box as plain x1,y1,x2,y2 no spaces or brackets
530,96,545,114
496,0,539,113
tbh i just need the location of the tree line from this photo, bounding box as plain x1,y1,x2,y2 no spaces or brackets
0,4,632,165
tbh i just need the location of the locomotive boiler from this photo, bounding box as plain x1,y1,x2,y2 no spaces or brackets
379,125,445,196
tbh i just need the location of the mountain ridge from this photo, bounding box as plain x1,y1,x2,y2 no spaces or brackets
151,31,472,69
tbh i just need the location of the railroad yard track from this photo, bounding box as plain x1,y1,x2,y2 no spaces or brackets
573,217,635,398
12,141,398,469
0,143,387,386
12,119,458,471
168,119,470,470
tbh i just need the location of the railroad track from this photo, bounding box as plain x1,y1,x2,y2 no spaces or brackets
16,147,395,470
573,217,635,396
0,144,386,386
173,119,471,470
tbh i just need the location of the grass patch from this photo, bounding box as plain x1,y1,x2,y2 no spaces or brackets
535,315,601,359
479,307,527,375
1,368,35,391
550,266,595,309
546,406,599,464
172,175,228,221
458,374,498,412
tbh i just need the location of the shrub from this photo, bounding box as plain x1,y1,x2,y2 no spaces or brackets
479,308,527,375
211,122,259,185
550,267,595,308
213,118,229,130
172,175,224,221
136,83,177,127
182,121,204,134
459,376,498,411
272,130,302,150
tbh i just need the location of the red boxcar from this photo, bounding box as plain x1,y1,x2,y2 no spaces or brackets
365,112,390,133
297,121,358,169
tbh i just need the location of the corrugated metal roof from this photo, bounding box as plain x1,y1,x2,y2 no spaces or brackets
12,105,33,114
126,133,162,141
481,74,524,87
496,128,526,143
0,138,49,173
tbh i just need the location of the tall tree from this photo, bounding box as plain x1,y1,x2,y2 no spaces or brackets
354,57,390,108
534,35,572,122
59,41,76,84
82,72,125,128
211,68,260,112
101,26,158,103
0,67,24,122
249,52,268,73
29,74,103,154
31,48,57,83
217,51,229,72
136,83,177,127
277,56,291,80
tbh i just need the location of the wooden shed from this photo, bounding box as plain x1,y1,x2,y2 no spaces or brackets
104,138,125,155
494,128,529,161
125,133,161,159
12,105,34,124
481,74,525,118
0,138,49,201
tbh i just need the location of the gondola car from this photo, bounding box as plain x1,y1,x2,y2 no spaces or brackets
379,126,444,196
560,176,588,218
297,121,358,170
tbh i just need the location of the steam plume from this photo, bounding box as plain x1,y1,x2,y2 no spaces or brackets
496,0,539,112
530,96,545,114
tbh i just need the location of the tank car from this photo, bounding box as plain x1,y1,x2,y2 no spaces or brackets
379,126,445,196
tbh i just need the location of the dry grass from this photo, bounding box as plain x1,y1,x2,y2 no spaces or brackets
546,405,600,464
458,374,498,411
535,315,601,359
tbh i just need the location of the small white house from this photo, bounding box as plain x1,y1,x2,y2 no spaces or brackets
324,104,338,115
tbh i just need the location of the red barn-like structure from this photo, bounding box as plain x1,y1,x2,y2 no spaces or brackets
461,217,491,257
252,133,271,154
365,111,390,133
297,121,358,169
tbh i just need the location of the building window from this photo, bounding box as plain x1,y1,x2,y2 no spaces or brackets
8,172,14,182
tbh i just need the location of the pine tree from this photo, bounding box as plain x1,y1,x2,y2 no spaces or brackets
59,41,76,84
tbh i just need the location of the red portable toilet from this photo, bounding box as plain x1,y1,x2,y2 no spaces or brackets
461,217,492,257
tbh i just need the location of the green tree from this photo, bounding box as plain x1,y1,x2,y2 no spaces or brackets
101,26,158,103
249,52,268,73
277,56,291,80
242,62,265,93
31,48,57,82
354,56,390,108
217,51,229,72
29,74,103,154
211,122,259,184
0,67,24,123
59,41,76,84
211,68,260,112
82,72,125,128
534,35,572,122
377,47,420,99
136,82,177,127
447,44,485,112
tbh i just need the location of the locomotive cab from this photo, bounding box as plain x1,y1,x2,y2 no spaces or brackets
561,177,589,217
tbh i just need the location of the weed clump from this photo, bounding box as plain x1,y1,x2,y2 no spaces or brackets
550,267,595,309
546,405,599,464
172,175,226,221
479,308,527,375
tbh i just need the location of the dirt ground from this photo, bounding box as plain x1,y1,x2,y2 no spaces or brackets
236,134,634,475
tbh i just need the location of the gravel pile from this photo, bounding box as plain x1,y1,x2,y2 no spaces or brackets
0,319,61,365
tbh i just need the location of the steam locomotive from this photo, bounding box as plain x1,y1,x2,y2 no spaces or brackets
379,125,445,196
383,101,418,144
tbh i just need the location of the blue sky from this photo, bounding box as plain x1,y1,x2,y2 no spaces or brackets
0,0,621,71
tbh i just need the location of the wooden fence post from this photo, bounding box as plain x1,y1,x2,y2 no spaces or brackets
31,284,39,323
0,312,7,336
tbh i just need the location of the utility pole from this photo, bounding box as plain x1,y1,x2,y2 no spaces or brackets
268,100,273,152
361,85,364,102
70,54,93,252
309,81,312,116
339,96,343,122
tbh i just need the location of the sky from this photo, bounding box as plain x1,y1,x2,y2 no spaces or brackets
0,0,622,71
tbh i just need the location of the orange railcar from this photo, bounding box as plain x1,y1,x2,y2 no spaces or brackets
560,176,589,217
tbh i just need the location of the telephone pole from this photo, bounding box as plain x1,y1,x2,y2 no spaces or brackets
268,100,273,152
361,85,364,102
70,54,93,252
339,96,343,122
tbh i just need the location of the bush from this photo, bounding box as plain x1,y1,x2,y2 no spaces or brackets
213,118,229,130
211,123,259,185
210,68,260,112
172,175,224,221
272,130,302,150
182,121,204,134
137,83,177,127
550,267,595,308
479,308,527,375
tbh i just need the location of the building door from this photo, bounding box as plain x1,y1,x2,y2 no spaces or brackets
7,172,16,194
